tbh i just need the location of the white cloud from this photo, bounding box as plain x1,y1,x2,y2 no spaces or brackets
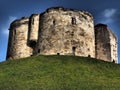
103,9,116,18
1,16,17,36
101,8,117,24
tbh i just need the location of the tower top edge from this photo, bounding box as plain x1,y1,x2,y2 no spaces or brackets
41,6,93,19
95,23,118,41
9,17,29,30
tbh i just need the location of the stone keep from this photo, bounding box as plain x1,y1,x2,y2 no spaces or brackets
6,7,118,63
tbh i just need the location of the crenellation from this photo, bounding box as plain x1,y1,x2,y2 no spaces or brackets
6,7,118,63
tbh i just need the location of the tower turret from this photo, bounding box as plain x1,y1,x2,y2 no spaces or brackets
6,17,33,60
95,24,118,63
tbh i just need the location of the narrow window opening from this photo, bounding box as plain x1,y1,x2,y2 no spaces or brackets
72,47,76,56
52,20,56,33
88,55,91,58
14,30,16,35
88,48,90,51
53,20,55,26
57,53,60,55
71,17,76,25
112,59,115,63
38,49,40,53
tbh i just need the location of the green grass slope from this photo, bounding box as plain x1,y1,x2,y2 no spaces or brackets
0,55,120,90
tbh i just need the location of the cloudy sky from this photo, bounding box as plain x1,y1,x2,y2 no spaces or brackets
0,0,120,62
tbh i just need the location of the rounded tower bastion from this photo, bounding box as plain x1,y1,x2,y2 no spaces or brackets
7,17,33,60
36,7,95,58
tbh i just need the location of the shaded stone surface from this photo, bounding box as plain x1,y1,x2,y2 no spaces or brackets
95,24,118,63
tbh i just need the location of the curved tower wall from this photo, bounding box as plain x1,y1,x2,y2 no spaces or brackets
36,8,95,58
6,18,33,60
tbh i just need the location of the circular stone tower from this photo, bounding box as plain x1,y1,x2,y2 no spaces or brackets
36,7,95,58
6,17,33,60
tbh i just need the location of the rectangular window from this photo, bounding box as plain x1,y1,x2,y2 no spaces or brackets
72,47,76,56
38,49,40,53
52,19,56,29
72,17,76,25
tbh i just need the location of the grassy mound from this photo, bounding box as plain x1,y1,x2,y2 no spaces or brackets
0,55,120,90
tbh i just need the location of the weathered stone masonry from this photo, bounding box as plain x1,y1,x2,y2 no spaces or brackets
95,24,118,63
36,7,95,57
6,7,118,63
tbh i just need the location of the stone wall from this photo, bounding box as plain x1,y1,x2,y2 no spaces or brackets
29,14,40,42
36,7,95,58
28,14,40,54
6,17,33,60
95,24,118,63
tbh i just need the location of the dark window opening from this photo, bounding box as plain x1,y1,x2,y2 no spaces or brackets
72,47,76,56
57,53,60,55
112,59,115,63
88,55,91,58
29,41,37,48
88,48,90,51
71,17,76,25
38,49,40,53
52,20,56,31
53,20,55,26
52,20,56,35
14,30,16,35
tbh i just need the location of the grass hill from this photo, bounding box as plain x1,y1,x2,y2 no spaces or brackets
0,55,120,90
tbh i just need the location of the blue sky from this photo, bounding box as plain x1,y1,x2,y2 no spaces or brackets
0,0,120,63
